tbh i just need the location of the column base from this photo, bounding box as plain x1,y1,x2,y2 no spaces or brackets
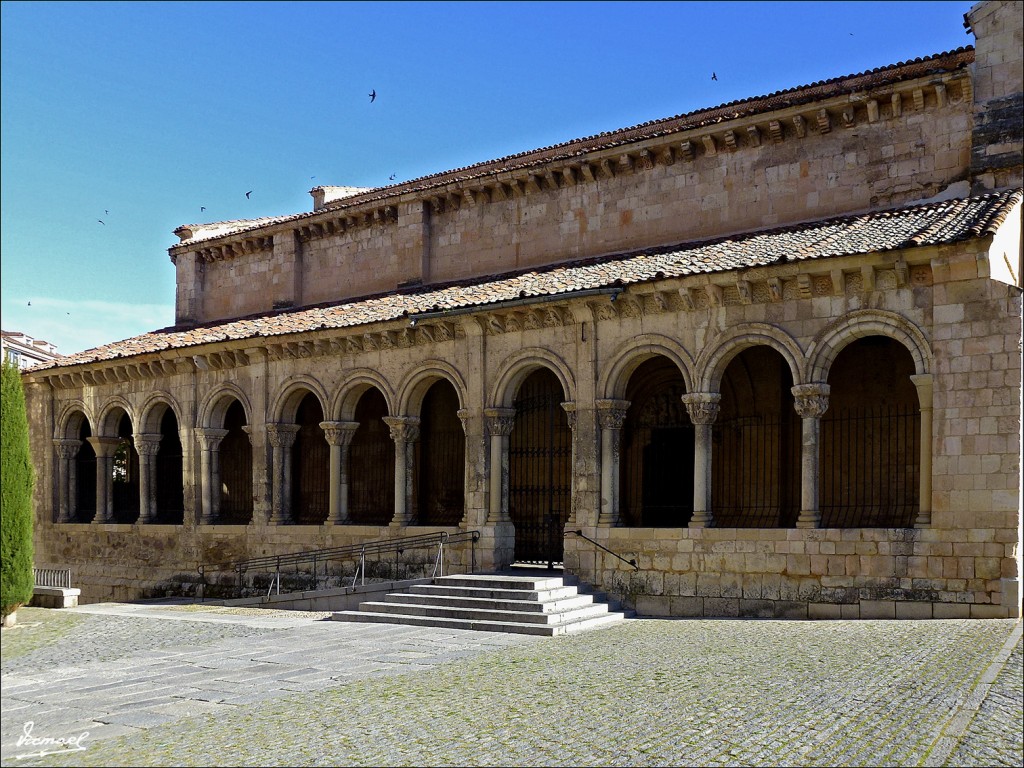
796,511,820,529
688,512,711,528
914,511,932,527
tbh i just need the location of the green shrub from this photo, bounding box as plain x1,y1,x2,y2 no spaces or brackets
1,360,35,618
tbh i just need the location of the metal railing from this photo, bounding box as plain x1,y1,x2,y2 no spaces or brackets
564,530,639,571
198,530,480,601
33,567,72,588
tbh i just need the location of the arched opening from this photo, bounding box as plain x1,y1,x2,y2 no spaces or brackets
349,388,394,525
74,420,96,523
219,400,253,525
509,368,571,567
821,336,920,527
414,380,465,526
111,412,140,524
620,357,694,527
712,346,800,527
154,409,184,524
291,392,329,525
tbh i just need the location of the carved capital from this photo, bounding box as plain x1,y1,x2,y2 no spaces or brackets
681,393,722,426
319,421,360,447
196,427,230,451
456,408,471,435
383,416,420,444
265,423,300,449
484,407,516,437
791,384,831,420
53,438,82,460
560,401,578,432
86,436,121,458
596,399,630,430
134,433,164,457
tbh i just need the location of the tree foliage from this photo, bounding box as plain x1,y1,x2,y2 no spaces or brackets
1,360,35,617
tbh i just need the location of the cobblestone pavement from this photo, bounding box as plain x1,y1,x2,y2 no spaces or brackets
1,603,1020,767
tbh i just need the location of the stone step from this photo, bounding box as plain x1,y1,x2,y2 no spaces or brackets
407,583,581,602
357,600,612,625
386,592,596,613
432,574,567,591
331,610,625,636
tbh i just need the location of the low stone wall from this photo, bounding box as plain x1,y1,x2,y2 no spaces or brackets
567,525,1020,619
216,577,434,612
35,523,473,604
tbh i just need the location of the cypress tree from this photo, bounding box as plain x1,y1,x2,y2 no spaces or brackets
1,360,35,623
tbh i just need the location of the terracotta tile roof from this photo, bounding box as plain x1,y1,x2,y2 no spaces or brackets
170,47,975,250
29,189,1021,375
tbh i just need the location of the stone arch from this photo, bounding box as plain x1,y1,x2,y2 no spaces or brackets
96,397,136,437
807,309,932,383
271,375,330,423
599,334,695,399
699,324,804,392
397,360,468,415
199,383,253,429
138,392,184,434
332,369,396,421
490,347,575,407
55,401,92,439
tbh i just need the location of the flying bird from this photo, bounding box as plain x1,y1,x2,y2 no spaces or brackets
389,174,396,181
201,206,206,212
369,89,376,103
105,209,109,215
98,219,105,225
27,301,31,306
711,72,718,81
245,190,252,199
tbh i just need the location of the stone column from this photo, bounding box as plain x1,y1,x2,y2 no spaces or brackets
87,436,121,524
52,438,81,523
134,433,164,524
560,402,579,525
681,393,721,528
596,399,630,527
483,408,516,523
320,421,360,525
910,373,934,527
791,384,831,529
266,423,300,524
457,408,472,525
383,416,420,526
196,428,229,524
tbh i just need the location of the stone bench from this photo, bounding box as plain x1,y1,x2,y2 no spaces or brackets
32,586,80,609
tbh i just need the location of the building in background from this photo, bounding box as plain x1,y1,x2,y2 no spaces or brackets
20,1,1023,619
1,330,61,369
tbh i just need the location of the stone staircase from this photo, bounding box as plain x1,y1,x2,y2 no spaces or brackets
330,572,627,636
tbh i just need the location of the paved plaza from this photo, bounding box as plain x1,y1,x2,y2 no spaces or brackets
1,602,1021,767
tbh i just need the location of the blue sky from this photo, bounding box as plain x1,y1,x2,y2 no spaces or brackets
1,1,977,355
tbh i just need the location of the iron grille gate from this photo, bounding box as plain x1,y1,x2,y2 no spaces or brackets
508,387,572,568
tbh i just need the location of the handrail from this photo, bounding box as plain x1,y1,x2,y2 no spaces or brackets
564,529,639,571
198,530,481,600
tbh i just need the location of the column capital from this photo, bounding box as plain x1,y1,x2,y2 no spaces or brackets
320,421,360,447
791,383,831,419
456,408,472,434
86,436,121,458
383,416,420,443
596,399,630,430
52,438,82,459
484,407,516,437
560,401,579,431
196,427,230,451
909,373,933,411
265,423,300,449
681,392,722,426
134,433,164,456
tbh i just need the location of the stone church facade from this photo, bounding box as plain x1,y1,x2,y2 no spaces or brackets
24,1,1023,619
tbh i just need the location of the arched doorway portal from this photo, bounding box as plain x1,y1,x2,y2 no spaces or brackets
509,368,571,567
349,388,395,525
291,393,329,525
154,409,184,524
620,357,694,527
74,420,96,522
111,412,140,524
219,400,253,524
414,380,465,526
821,336,920,527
